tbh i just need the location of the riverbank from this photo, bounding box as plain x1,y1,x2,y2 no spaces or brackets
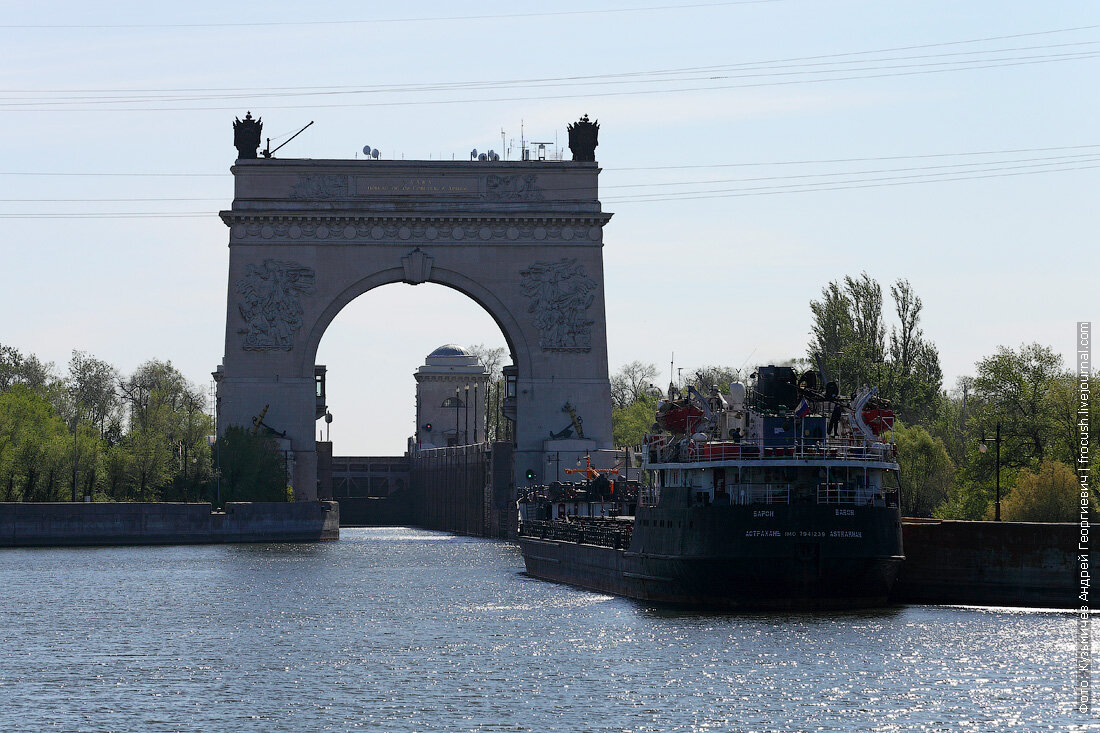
0,501,339,547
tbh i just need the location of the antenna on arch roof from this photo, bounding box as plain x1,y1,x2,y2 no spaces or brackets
262,120,314,159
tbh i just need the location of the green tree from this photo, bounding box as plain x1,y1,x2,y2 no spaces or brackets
117,360,212,500
0,385,71,501
808,280,855,387
1045,373,1088,469
933,468,999,521
807,275,941,418
127,423,172,501
894,423,955,517
886,281,942,424
612,394,659,448
102,444,133,501
217,426,289,504
971,343,1063,469
995,460,1080,522
0,343,57,393
64,351,122,443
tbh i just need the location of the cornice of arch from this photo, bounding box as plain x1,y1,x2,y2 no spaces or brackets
220,212,611,244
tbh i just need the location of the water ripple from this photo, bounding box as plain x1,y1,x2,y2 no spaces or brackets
0,527,1092,732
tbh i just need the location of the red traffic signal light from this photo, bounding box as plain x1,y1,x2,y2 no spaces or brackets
423,423,432,431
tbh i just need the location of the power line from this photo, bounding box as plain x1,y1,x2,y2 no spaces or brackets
5,38,1097,103
2,45,1096,109
607,143,1100,171
0,159,1093,216
600,152,1100,190
4,51,1094,113
0,1,782,29
1,143,1097,180
602,162,1100,202
4,25,1096,96
3,151,1096,201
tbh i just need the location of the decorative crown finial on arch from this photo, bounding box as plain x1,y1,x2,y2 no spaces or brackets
402,248,433,284
567,114,599,162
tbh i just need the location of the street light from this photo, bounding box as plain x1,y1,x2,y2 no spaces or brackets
206,434,220,508
979,421,1021,522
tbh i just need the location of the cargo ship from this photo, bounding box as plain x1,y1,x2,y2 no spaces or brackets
517,365,904,610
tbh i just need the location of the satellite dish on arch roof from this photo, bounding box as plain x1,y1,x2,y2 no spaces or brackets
470,148,478,160
371,149,380,159
363,145,372,156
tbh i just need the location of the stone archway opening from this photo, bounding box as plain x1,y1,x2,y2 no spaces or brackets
314,281,512,455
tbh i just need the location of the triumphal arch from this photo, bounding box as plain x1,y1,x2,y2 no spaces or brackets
215,116,614,500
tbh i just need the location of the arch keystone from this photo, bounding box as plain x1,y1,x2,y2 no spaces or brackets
401,248,433,285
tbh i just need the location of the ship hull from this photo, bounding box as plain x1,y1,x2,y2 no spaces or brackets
519,504,903,611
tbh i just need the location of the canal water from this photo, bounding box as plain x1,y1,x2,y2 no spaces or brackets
0,528,1091,732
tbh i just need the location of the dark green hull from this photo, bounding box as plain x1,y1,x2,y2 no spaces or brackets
519,503,904,610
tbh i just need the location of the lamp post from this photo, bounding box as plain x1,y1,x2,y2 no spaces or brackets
464,384,470,445
978,421,1008,522
206,434,220,508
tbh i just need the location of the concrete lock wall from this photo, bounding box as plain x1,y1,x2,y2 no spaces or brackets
893,519,1080,608
215,158,615,501
406,442,515,539
0,502,339,547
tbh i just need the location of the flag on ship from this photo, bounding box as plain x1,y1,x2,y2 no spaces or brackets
794,398,811,418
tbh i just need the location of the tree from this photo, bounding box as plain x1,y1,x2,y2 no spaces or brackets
612,394,659,448
1045,373,1088,469
971,343,1063,468
808,274,887,395
0,343,57,393
64,351,122,442
117,359,212,500
846,272,886,371
808,281,854,387
466,343,507,381
995,460,1080,522
807,275,941,420
0,385,70,501
894,423,955,517
886,280,942,424
217,426,288,504
467,344,510,443
685,365,743,394
610,361,659,409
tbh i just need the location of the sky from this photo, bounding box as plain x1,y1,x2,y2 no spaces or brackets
1,1,1096,454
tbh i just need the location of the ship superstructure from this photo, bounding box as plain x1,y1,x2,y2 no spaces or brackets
517,365,904,610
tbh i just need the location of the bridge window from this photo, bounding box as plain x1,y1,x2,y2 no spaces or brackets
441,396,465,408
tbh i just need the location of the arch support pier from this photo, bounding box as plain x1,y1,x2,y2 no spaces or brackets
215,156,614,501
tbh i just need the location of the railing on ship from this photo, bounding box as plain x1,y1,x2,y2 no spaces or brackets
519,518,633,550
816,482,899,508
645,436,897,464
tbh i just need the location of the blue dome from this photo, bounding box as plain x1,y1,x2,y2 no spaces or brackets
428,344,471,358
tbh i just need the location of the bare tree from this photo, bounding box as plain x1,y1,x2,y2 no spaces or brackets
466,343,507,381
610,361,659,409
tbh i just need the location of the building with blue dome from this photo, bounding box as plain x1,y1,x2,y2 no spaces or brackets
414,345,490,448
